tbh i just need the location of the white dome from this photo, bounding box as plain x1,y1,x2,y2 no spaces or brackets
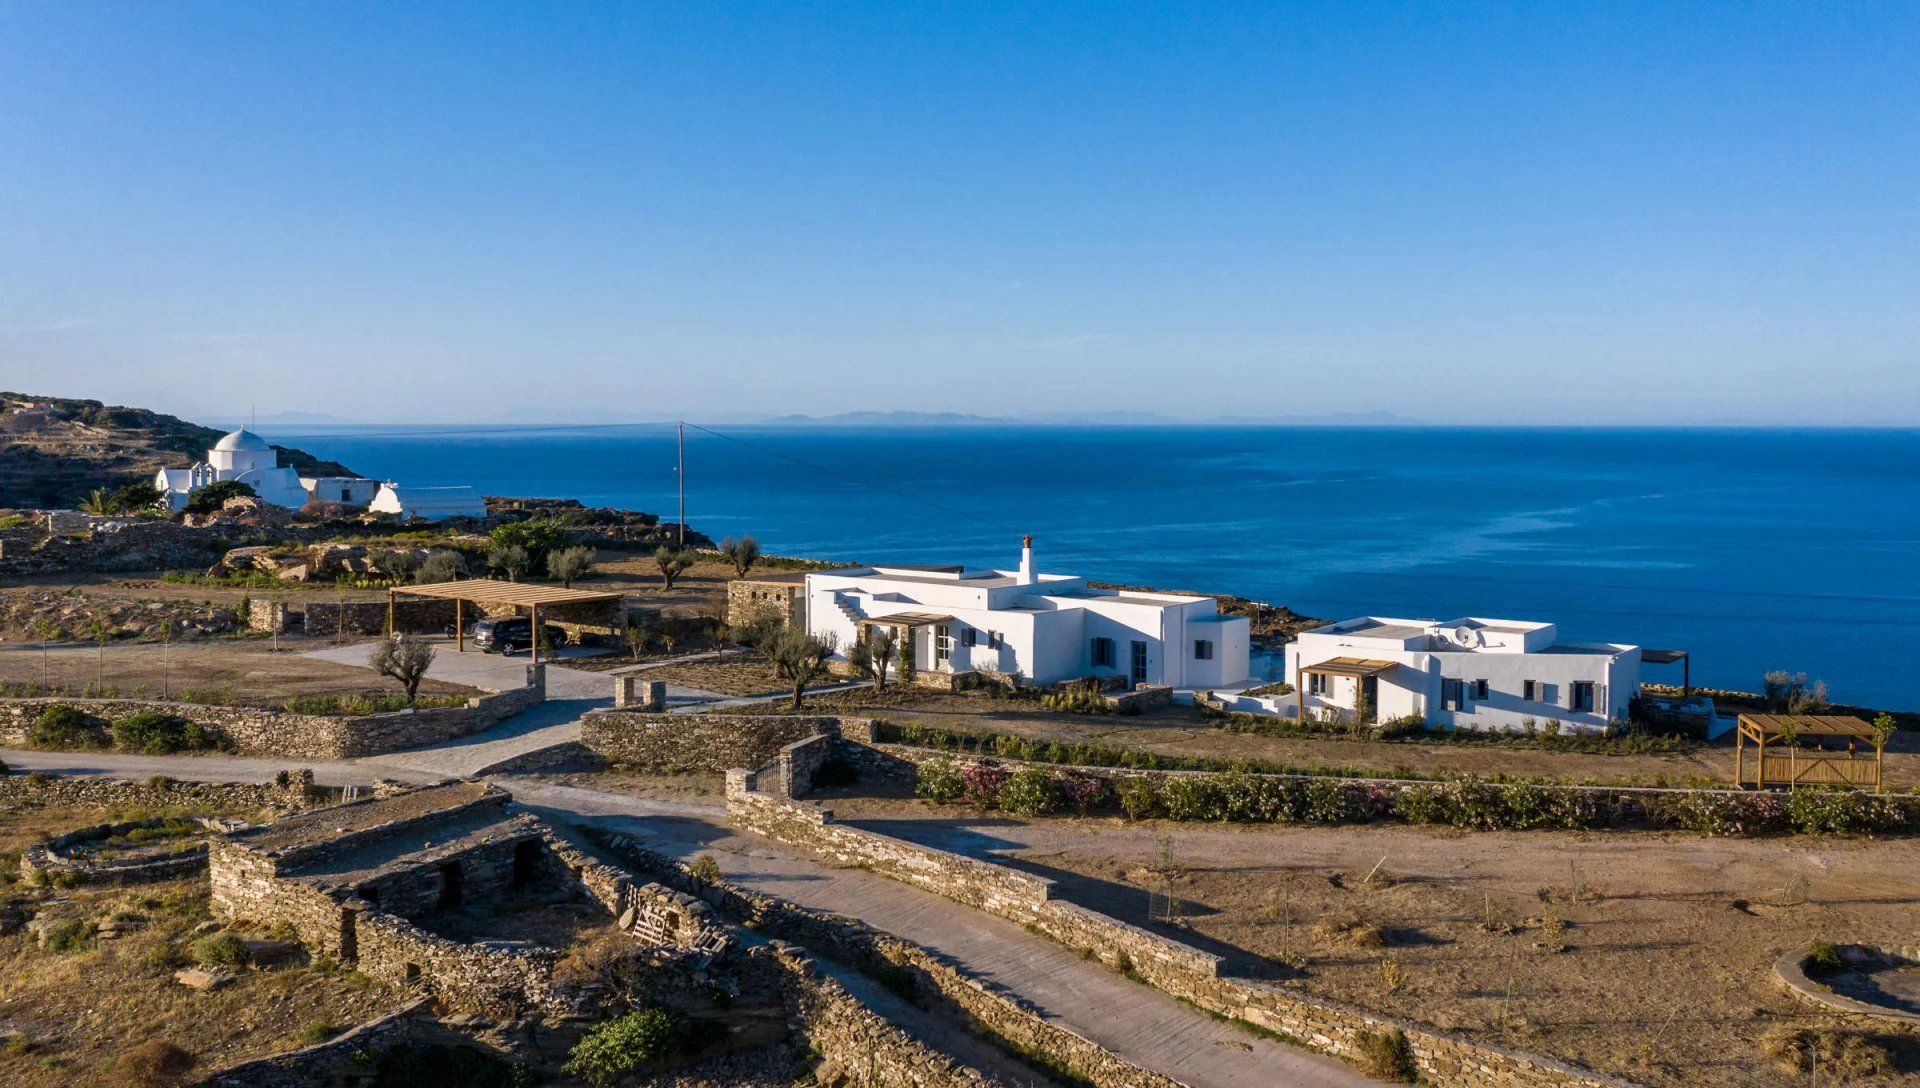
213,428,272,453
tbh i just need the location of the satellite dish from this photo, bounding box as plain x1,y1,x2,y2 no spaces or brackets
1453,625,1482,648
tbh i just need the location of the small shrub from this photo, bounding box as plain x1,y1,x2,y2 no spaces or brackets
997,768,1063,817
1355,1028,1415,1081
29,704,106,750
1159,775,1225,821
960,762,1011,807
1058,772,1110,815
564,1007,685,1086
192,931,251,969
1803,940,1845,978
297,1021,342,1046
1117,776,1162,820
687,854,722,884
111,711,223,754
44,918,97,953
915,757,965,804
116,1039,196,1087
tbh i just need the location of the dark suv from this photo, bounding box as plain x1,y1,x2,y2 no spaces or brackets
469,617,570,656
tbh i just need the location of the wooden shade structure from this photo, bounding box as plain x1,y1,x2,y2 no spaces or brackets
1295,657,1397,722
388,580,623,665
1734,713,1884,791
1641,648,1691,697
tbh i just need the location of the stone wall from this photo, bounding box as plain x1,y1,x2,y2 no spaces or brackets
19,817,215,885
593,830,1185,1088
0,677,541,760
726,775,1632,1088
0,518,230,577
764,940,1000,1088
726,577,803,627
0,770,319,812
301,599,457,638
202,999,438,1088
580,712,839,775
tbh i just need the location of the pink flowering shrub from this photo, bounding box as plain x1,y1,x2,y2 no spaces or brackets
960,762,1011,807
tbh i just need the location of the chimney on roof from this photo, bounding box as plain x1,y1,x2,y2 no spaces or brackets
1017,535,1035,586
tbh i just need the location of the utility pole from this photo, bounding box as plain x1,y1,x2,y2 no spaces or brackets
677,421,686,547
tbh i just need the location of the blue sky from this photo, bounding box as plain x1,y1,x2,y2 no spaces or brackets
1,2,1915,424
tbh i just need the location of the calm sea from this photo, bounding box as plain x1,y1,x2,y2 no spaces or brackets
273,425,1920,710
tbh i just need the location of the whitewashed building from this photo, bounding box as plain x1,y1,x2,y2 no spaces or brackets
1284,616,1640,734
368,483,487,521
803,538,1250,689
154,429,314,511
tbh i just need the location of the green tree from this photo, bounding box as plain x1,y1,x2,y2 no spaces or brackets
487,544,532,581
847,626,898,692
487,519,570,570
653,546,694,589
370,636,436,704
182,480,257,515
719,535,760,578
1870,712,1898,752
369,548,421,583
416,551,467,584
768,624,838,710
548,545,596,587
622,616,649,661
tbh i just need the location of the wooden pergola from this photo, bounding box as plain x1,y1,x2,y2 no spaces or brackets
1734,713,1884,791
389,580,624,665
1295,656,1398,722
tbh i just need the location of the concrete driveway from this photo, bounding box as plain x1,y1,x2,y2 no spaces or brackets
298,640,728,777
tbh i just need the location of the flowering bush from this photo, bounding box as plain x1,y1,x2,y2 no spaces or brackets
1786,789,1908,835
997,768,1063,816
960,762,1012,807
1058,773,1110,815
915,757,965,804
1304,779,1375,823
1159,775,1226,821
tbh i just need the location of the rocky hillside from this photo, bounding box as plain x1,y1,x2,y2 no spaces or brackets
0,392,356,508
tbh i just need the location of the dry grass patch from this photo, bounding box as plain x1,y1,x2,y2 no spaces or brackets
1761,1026,1896,1081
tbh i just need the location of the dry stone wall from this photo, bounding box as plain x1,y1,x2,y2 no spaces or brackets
0,678,540,759
593,830,1186,1088
726,774,1634,1088
0,770,318,812
580,712,840,775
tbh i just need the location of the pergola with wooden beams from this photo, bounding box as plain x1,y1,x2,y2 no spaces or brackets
1734,713,1884,791
855,611,955,631
1640,648,1692,697
1295,656,1398,722
388,580,624,665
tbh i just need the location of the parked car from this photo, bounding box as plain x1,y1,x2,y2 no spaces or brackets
469,616,570,656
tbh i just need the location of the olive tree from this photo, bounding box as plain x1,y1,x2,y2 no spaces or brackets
416,551,467,584
370,635,436,705
719,535,761,578
653,546,694,589
488,543,532,582
768,625,838,711
846,626,898,692
548,545,596,587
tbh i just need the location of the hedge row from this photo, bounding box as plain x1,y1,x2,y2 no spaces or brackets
913,757,1919,837
25,704,229,755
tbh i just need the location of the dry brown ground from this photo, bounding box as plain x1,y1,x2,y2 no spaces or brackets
622,653,788,697
747,687,1920,790
0,802,399,1086
0,640,480,703
819,794,1920,1088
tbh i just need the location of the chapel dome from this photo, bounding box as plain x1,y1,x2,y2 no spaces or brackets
213,429,273,453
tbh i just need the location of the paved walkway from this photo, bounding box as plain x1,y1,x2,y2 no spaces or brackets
505,780,1382,1088
299,641,729,777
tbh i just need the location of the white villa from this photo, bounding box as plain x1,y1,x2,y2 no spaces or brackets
154,428,316,511
804,538,1250,689
156,428,483,520
1284,616,1641,734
